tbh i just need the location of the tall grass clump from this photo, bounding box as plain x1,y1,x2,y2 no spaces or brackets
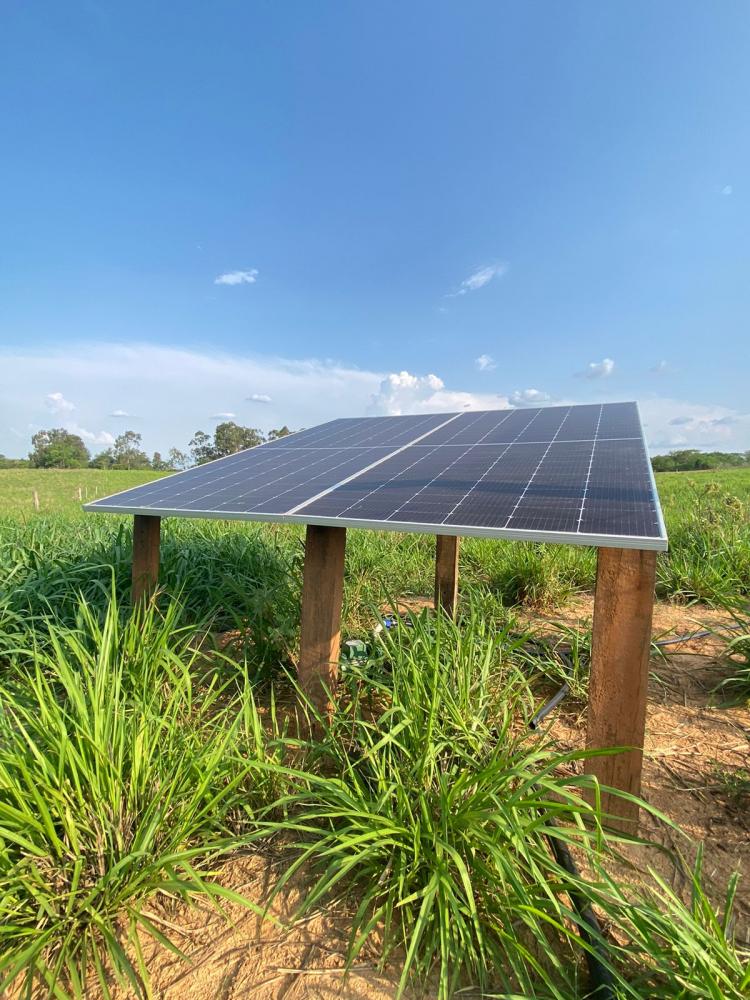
0,515,301,666
264,607,612,997
0,592,285,998
264,605,750,999
713,604,750,703
462,539,596,608
657,482,750,603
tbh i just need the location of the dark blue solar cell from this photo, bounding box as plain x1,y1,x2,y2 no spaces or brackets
85,401,666,548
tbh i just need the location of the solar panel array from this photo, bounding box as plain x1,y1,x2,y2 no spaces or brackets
84,402,667,550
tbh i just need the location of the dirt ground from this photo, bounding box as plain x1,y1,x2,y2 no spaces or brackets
106,601,750,998
113,852,406,1000
533,597,750,933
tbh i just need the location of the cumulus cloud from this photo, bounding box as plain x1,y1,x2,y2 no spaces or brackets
640,397,750,451
668,414,736,435
247,393,272,403
211,411,236,420
214,269,258,286
110,408,132,417
649,360,671,376
3,344,749,457
511,388,551,406
0,343,382,455
45,391,75,414
369,370,509,416
577,358,615,379
75,426,116,446
475,354,496,372
452,262,507,296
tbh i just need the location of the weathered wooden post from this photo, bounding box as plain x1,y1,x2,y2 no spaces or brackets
298,525,347,714
434,534,460,618
584,546,657,833
132,515,161,604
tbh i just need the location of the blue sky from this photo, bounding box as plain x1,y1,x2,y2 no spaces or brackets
1,1,748,456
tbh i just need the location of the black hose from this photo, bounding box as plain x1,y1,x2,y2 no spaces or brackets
523,645,614,995
545,821,616,999
654,622,744,647
522,621,746,997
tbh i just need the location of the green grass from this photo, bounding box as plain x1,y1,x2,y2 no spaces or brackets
2,466,749,609
2,591,748,998
0,593,289,998
656,466,750,507
0,469,169,517
1,468,749,996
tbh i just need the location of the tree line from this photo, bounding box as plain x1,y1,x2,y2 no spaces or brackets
3,433,749,475
650,449,750,472
0,421,293,471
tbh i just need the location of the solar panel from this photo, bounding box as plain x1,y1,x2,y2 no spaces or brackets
84,402,667,550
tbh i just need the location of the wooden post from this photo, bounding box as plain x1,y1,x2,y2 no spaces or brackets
298,525,347,714
585,546,657,833
132,515,161,604
434,534,460,618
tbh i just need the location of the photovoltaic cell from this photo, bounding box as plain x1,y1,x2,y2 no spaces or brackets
85,401,667,550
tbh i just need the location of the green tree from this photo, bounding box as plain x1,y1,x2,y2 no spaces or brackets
267,425,292,441
189,430,217,466
113,431,151,470
29,429,90,469
167,447,189,470
651,449,750,473
89,448,115,469
213,421,264,457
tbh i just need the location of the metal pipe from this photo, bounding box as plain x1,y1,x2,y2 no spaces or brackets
529,682,570,730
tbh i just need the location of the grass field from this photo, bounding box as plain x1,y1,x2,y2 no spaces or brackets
0,468,168,515
1,466,749,998
2,465,749,609
4,463,750,515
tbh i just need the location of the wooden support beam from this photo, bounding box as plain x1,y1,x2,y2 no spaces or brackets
298,524,347,714
585,546,657,833
132,515,161,604
434,534,460,618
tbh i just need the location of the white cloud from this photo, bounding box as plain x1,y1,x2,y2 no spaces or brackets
3,344,749,457
452,262,507,296
211,411,236,420
511,388,551,406
577,358,615,379
110,408,132,417
247,393,272,403
369,370,509,416
45,391,75,414
40,393,118,448
475,354,496,372
639,397,750,452
722,185,733,195
75,426,116,446
214,269,258,286
0,343,382,455
649,360,671,376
